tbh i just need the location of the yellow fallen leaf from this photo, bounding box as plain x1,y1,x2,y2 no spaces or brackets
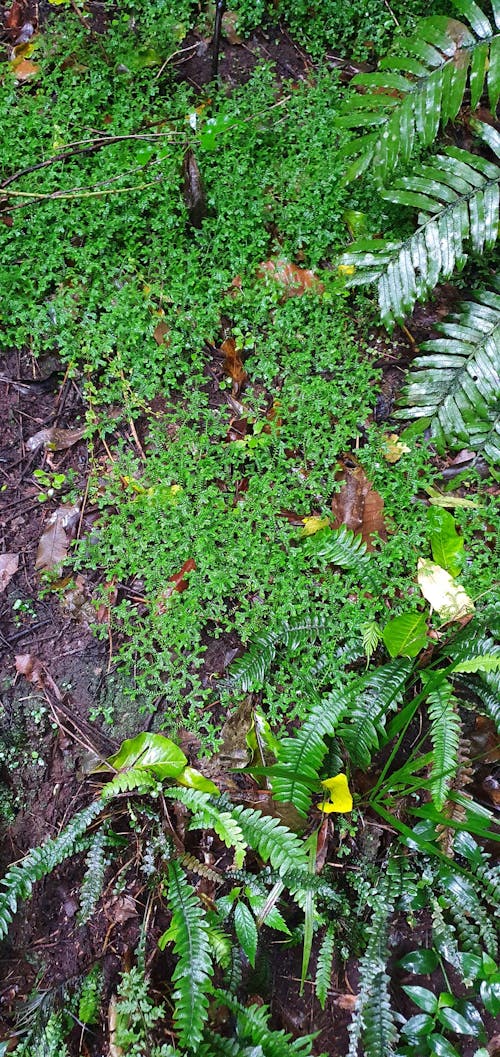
337,264,356,276
383,433,411,463
300,515,330,537
417,559,474,621
319,773,353,813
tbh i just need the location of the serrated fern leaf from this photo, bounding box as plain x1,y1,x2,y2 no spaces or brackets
439,866,499,956
341,126,500,328
228,804,310,874
0,799,103,940
78,827,108,924
164,788,247,868
164,860,212,1050
347,870,398,1057
229,618,327,691
304,524,370,569
453,831,500,908
426,678,462,810
101,768,158,799
339,659,412,768
315,923,336,1010
213,990,316,1056
337,4,500,184
396,279,500,457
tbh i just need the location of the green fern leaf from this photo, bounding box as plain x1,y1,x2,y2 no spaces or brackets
78,827,108,925
396,279,500,457
160,861,212,1050
339,659,412,768
425,677,462,810
164,788,247,868
439,867,499,956
0,799,103,941
315,923,336,1010
337,4,500,183
212,989,317,1056
453,830,500,908
347,867,399,1057
101,768,158,799
229,618,327,691
229,803,310,874
304,524,370,569
340,128,500,328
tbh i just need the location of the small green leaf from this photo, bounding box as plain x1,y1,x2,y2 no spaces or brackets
403,985,439,1013
402,1013,435,1037
399,949,439,974
458,952,482,981
427,507,464,576
480,979,500,1015
105,732,187,779
438,1006,480,1034
428,1035,461,1057
382,612,428,657
234,902,258,967
176,766,219,794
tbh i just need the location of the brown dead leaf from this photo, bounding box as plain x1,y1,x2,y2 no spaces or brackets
257,258,324,298
11,57,39,80
35,502,80,571
331,457,387,550
153,319,170,346
106,894,138,924
155,558,196,613
221,337,248,395
222,10,242,42
182,147,207,229
27,425,85,452
15,653,44,684
335,993,358,1011
0,553,19,592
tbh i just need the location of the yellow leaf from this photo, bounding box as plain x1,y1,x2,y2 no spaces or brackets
417,559,475,621
337,264,356,276
319,773,353,813
383,433,411,463
299,515,330,537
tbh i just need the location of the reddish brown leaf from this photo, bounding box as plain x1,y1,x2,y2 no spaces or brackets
155,559,196,613
0,553,19,592
221,337,248,395
257,258,324,299
153,320,170,346
331,457,387,550
11,57,39,80
35,502,80,571
15,653,43,684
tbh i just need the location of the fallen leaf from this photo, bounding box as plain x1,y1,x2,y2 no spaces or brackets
335,994,358,1011
155,558,196,613
382,433,411,463
11,57,39,80
15,653,43,683
0,553,19,592
319,773,353,813
222,10,242,42
153,319,170,346
108,995,124,1057
331,457,387,550
26,426,86,452
182,147,207,229
337,264,356,277
299,515,330,537
221,336,248,395
417,559,475,621
106,894,138,924
35,502,80,572
257,258,324,298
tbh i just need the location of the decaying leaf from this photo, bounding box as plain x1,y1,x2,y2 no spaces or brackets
15,653,43,684
222,10,242,43
417,559,475,621
382,433,411,463
153,319,170,346
11,56,39,80
27,426,85,452
35,502,80,571
299,516,330,537
221,336,248,395
331,458,387,550
257,258,325,298
155,558,196,613
0,553,19,592
182,147,207,229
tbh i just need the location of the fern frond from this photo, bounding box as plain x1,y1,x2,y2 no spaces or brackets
396,279,500,457
347,868,399,1057
426,677,462,810
339,659,412,768
0,799,103,940
453,830,500,908
164,787,248,868
78,826,108,924
438,866,499,956
213,989,317,1056
337,3,500,184
304,524,370,569
315,923,336,1010
162,860,212,1050
341,125,500,327
228,803,310,874
229,618,326,691
101,767,158,799
461,674,500,730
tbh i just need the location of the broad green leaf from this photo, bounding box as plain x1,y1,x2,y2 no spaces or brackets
417,559,475,620
427,507,464,576
402,1013,435,1037
234,902,258,967
428,1035,460,1057
177,766,219,794
399,949,439,974
480,979,500,1015
105,732,187,779
403,985,438,1013
452,655,500,673
438,1006,481,1034
382,612,428,657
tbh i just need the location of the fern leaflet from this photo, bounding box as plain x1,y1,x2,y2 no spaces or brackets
425,676,462,810
164,787,247,868
339,658,412,768
315,923,336,1010
78,826,108,924
161,860,212,1050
